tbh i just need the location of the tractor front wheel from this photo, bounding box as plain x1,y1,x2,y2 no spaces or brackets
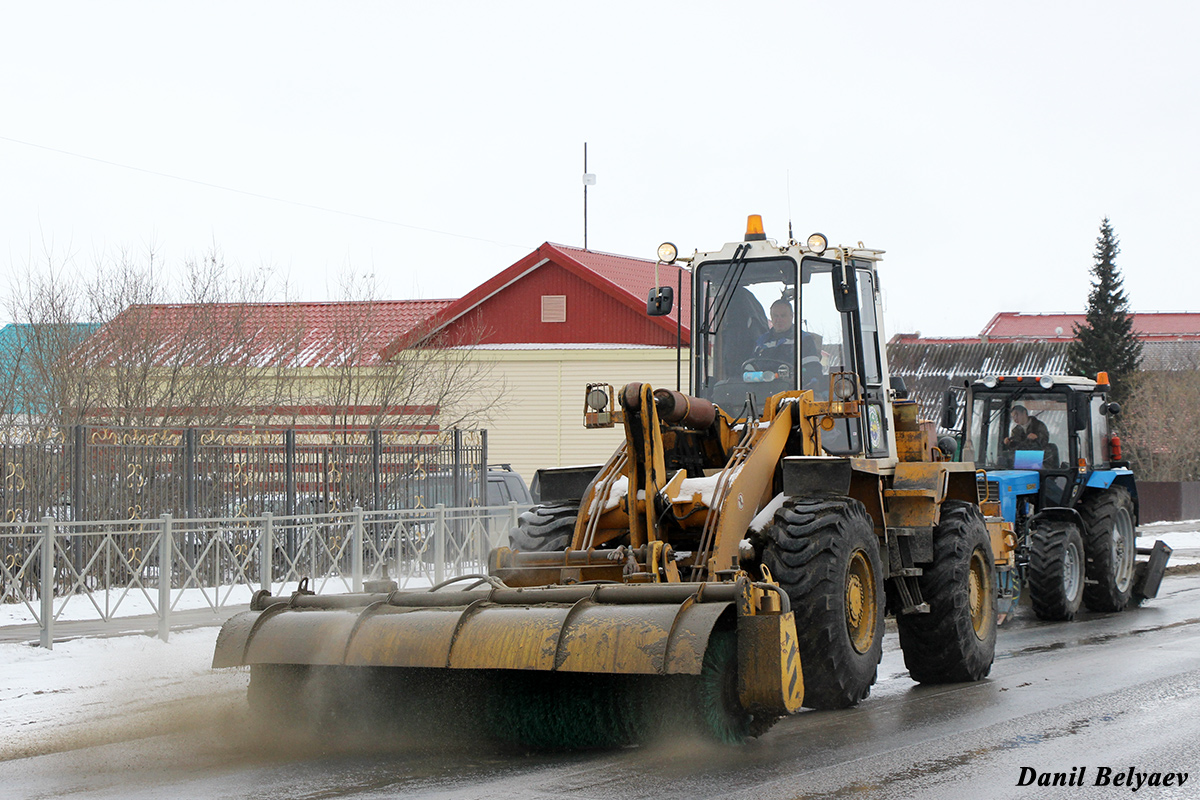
1028,520,1085,621
763,495,884,709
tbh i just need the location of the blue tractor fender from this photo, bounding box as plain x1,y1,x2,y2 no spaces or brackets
1028,505,1087,532
1085,468,1139,524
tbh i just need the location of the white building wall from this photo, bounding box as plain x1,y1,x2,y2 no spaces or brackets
457,346,690,484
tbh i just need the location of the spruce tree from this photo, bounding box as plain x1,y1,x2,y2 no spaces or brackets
1066,218,1142,404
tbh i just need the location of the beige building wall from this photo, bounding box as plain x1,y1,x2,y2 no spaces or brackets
458,346,691,484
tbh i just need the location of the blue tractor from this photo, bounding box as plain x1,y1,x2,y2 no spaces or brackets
942,373,1171,621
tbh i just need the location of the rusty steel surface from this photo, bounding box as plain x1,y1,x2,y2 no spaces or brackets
214,583,743,676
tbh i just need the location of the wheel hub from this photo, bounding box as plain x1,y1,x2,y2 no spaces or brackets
845,550,877,654
968,549,989,637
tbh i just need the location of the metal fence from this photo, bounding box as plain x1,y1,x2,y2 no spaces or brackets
0,503,528,648
0,425,488,524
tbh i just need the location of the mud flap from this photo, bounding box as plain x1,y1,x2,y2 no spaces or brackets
1133,540,1172,601
737,611,803,716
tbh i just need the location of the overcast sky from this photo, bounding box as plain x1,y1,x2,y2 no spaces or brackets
2,2,1196,337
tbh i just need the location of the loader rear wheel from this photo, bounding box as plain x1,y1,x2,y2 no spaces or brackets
1028,520,1085,621
1079,486,1137,612
763,495,884,709
509,501,578,552
897,501,997,684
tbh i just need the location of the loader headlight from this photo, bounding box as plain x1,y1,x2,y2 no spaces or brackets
1039,375,1055,389
586,387,609,412
982,376,999,388
657,242,678,264
807,232,828,255
833,373,857,401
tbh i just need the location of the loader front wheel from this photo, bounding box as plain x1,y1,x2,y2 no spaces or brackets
509,501,578,552
763,495,884,709
1028,520,1085,621
896,501,997,684
1079,487,1137,612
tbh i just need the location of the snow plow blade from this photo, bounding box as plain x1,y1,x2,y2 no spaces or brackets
1133,539,1172,601
213,576,803,743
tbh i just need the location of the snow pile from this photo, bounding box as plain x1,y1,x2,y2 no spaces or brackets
749,493,788,533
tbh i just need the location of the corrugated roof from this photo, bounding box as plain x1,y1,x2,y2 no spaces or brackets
888,337,1200,425
981,311,1200,341
84,299,453,368
551,244,693,329
888,340,1071,426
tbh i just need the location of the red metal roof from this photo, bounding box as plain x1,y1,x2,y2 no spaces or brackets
980,312,1200,342
87,299,453,368
385,243,692,356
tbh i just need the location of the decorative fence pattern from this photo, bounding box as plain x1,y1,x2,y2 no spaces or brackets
0,425,487,523
0,503,528,648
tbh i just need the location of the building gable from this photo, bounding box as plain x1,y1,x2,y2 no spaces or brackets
436,258,687,347
397,243,691,352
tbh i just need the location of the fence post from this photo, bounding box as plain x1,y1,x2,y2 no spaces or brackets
434,503,446,585
40,516,54,650
262,512,274,594
352,506,363,592
159,513,172,642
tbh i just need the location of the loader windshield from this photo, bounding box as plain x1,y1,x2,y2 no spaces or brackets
693,256,851,416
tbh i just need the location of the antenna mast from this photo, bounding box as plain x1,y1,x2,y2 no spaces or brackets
583,143,596,250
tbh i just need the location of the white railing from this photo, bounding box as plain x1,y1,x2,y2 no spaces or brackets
0,503,530,648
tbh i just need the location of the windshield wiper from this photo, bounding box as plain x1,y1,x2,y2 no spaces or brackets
701,244,750,335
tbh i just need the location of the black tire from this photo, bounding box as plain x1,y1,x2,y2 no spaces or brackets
1028,520,1085,621
763,495,884,709
509,501,577,552
1079,486,1137,612
896,501,997,684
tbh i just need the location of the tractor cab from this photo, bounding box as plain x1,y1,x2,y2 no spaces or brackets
955,374,1128,519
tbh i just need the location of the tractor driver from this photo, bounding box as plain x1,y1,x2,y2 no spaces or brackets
1004,404,1049,449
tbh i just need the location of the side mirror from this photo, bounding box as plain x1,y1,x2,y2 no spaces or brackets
1105,401,1121,417
647,286,674,316
832,260,859,312
1072,400,1091,431
941,388,959,430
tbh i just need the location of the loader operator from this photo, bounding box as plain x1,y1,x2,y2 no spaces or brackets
753,299,797,368
1004,404,1049,449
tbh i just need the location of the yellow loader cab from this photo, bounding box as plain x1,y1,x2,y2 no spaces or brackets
214,218,1009,748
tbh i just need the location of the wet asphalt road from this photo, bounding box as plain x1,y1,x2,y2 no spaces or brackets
6,574,1200,800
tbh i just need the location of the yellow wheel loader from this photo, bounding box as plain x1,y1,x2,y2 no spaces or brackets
214,217,1012,747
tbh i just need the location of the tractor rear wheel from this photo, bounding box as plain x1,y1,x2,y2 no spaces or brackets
763,495,884,709
897,501,997,684
509,501,578,552
1028,520,1085,621
1079,486,1137,612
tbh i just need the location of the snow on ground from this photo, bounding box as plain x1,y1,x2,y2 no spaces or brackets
0,628,247,762
1137,528,1200,566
